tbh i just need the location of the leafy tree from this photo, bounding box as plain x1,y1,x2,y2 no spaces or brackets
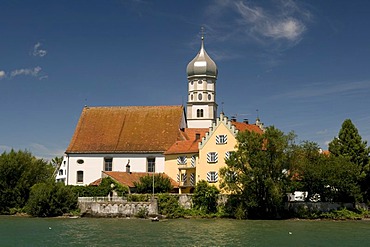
329,119,369,168
134,174,173,194
26,182,78,217
220,126,295,219
192,180,219,214
0,150,53,214
328,119,370,200
294,142,362,202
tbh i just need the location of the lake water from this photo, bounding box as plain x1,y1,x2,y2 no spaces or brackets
1,216,370,246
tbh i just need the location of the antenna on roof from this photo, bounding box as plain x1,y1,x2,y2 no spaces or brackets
256,109,259,120
221,101,224,114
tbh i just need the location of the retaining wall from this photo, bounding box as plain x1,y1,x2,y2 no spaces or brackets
78,197,158,217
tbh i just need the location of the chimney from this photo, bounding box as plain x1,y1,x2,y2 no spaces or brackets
231,116,237,122
243,119,249,124
126,160,131,173
195,133,200,140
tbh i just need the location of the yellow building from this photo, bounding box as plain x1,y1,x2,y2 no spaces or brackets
197,113,264,190
164,128,208,194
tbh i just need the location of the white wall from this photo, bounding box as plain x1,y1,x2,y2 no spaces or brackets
65,153,165,186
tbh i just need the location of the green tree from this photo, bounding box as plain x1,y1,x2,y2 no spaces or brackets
329,119,369,168
220,126,295,219
328,119,370,200
0,150,53,214
294,142,362,202
134,174,173,194
26,182,78,217
192,180,220,214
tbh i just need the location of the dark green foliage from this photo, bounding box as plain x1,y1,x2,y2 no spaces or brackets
70,177,129,197
293,142,362,203
192,180,220,214
157,194,185,218
0,150,53,214
127,194,151,202
220,127,295,219
329,119,369,167
328,119,370,200
134,174,173,194
26,182,78,217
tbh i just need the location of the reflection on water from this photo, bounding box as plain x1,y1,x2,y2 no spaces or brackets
1,216,370,246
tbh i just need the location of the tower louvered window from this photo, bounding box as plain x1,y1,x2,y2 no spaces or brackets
207,152,218,163
177,156,187,165
190,173,195,185
181,173,187,182
207,171,218,183
216,134,227,144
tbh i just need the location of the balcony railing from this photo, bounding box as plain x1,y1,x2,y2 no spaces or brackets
179,181,195,187
177,164,196,170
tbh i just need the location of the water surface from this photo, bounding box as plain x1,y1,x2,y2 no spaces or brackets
1,216,369,246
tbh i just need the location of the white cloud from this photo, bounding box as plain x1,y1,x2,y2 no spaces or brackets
204,0,310,46
234,1,306,42
29,143,65,160
0,70,5,79
10,66,42,78
32,42,47,57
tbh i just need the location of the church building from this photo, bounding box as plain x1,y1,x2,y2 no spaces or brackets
56,34,264,190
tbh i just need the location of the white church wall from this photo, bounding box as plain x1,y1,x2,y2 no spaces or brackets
65,153,165,186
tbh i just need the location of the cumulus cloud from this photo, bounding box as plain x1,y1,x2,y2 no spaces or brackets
10,66,42,78
0,70,5,79
32,42,47,57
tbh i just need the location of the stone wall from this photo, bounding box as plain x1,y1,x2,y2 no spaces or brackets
78,197,158,217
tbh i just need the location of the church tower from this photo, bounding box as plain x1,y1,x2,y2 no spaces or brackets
186,34,218,128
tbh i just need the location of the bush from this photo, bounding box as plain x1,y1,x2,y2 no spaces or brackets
192,180,220,214
157,194,185,218
26,182,78,217
134,174,173,194
70,177,129,197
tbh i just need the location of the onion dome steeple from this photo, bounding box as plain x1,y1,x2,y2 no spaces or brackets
186,35,218,79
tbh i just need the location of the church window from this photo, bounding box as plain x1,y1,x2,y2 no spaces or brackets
59,169,63,175
77,171,84,183
198,93,202,100
104,158,113,171
147,157,155,172
77,159,84,164
191,81,194,85
208,94,211,100
198,80,202,84
191,94,193,100
197,109,204,118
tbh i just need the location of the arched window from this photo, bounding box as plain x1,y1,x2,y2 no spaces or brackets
198,93,202,101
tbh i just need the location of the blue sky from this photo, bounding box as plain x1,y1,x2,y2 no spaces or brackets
1,0,370,159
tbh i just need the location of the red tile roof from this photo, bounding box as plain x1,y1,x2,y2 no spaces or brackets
90,171,178,188
164,128,208,154
66,105,184,153
231,121,264,134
